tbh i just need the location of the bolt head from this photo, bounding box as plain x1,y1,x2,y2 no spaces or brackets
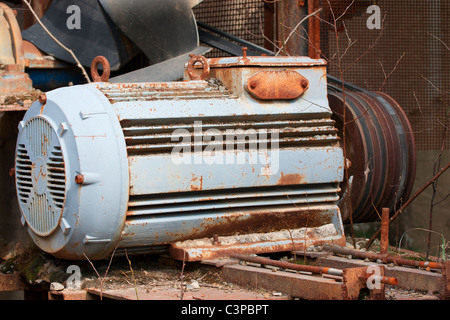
75,174,84,184
301,79,308,89
38,94,47,104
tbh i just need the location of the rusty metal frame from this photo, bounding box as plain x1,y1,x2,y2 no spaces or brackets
300,250,449,296
0,272,27,292
222,261,388,300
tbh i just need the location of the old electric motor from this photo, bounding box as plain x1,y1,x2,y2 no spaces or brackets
14,55,347,260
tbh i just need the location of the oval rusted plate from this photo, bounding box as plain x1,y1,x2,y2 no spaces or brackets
245,70,309,100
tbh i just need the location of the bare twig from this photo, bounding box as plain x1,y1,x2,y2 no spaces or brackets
326,0,356,248
342,12,386,74
83,253,103,299
398,228,443,254
426,110,448,259
22,0,91,83
378,52,406,91
428,32,450,52
83,246,117,300
335,0,356,22
275,8,322,56
125,250,139,300
366,162,450,249
180,251,186,300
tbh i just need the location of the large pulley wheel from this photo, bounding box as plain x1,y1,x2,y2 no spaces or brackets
328,88,416,223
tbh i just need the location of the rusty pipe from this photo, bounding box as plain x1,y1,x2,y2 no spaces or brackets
360,274,399,286
231,254,398,286
366,162,450,250
231,253,343,276
323,244,442,269
380,207,389,255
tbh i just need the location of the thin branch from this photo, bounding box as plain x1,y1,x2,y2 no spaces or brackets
342,12,387,74
125,250,139,300
22,0,91,83
378,52,406,91
428,32,450,52
420,74,449,105
335,0,356,22
398,228,443,252
275,8,322,56
326,0,356,248
366,162,450,249
83,253,103,300
83,246,117,300
433,192,450,206
180,251,186,300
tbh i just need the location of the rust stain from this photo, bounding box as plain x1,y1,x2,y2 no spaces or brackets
277,172,305,185
164,208,333,242
190,174,204,191
246,70,309,100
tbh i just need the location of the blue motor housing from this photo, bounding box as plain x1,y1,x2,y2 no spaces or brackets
15,55,346,260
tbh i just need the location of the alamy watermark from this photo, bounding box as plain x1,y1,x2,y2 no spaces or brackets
366,5,382,30
66,5,81,30
170,121,280,175
366,265,382,290
66,265,81,290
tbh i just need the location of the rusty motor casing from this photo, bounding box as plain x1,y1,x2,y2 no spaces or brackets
14,54,347,260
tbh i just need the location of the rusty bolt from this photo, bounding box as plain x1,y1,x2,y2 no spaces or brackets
301,79,308,89
242,47,248,59
75,174,84,184
4,64,21,72
38,94,47,104
249,81,257,89
345,158,352,169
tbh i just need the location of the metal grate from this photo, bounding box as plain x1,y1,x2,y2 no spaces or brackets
319,0,449,150
193,0,266,57
16,117,66,236
192,0,448,150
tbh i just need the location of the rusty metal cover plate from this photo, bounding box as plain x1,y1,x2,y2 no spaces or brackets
245,70,309,100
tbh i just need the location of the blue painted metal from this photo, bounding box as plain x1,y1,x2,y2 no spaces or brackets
15,55,346,260
26,68,87,92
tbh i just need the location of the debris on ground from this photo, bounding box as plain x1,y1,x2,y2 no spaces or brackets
0,235,446,300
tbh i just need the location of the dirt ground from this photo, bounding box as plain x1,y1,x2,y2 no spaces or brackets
0,236,445,300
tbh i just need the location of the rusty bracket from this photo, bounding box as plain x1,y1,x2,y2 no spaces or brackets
222,260,392,300
440,261,450,299
342,266,387,300
0,272,28,292
186,54,210,80
91,56,111,82
245,70,309,100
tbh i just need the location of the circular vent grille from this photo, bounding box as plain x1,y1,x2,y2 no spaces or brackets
16,117,66,236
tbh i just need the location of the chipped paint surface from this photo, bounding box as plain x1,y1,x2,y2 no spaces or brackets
15,55,345,260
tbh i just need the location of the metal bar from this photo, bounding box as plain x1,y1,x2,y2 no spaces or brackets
324,244,443,269
232,253,398,286
223,263,347,300
197,21,274,56
231,253,343,276
310,253,442,292
441,261,450,299
360,274,398,286
366,162,450,249
308,0,321,59
0,272,27,292
380,207,390,254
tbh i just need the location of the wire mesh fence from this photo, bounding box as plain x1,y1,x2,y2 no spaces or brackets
193,0,449,150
